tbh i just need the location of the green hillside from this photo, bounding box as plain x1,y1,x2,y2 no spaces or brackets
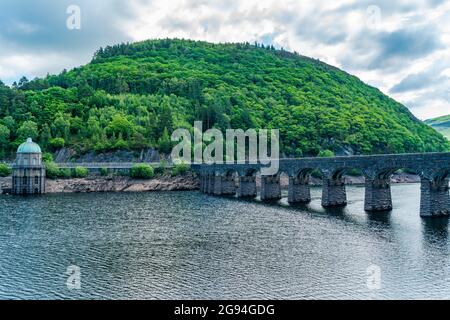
0,39,448,159
425,115,450,140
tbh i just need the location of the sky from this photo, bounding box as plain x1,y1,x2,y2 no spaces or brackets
0,0,449,120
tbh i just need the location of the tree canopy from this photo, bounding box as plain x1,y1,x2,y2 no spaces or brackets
0,38,448,159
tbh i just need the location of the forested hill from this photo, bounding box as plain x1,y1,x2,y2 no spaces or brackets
0,39,448,159
425,115,450,140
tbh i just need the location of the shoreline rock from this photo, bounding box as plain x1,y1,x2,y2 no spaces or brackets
1,173,199,194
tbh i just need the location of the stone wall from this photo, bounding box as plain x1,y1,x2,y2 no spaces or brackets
321,178,347,207
420,178,450,217
260,176,281,201
364,179,393,211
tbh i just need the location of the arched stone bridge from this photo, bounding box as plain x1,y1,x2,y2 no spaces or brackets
192,153,450,218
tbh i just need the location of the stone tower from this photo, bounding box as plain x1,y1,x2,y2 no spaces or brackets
12,138,46,195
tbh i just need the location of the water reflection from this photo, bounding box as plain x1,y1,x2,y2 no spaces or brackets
0,184,449,299
422,217,449,247
366,211,392,226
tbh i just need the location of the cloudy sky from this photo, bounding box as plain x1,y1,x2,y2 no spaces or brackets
0,0,449,120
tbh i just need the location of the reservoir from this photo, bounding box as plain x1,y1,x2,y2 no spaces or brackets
0,184,449,299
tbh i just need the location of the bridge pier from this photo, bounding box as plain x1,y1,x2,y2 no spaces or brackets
194,152,450,218
203,175,210,193
213,176,236,196
260,175,281,201
364,178,393,211
207,175,215,194
322,177,347,207
288,176,311,203
237,176,257,198
213,176,221,195
202,175,207,193
420,178,450,217
202,176,209,193
222,176,237,195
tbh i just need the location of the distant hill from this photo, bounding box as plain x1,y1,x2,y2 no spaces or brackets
0,39,449,160
425,115,450,140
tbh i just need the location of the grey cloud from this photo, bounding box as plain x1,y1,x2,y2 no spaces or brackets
391,59,450,93
335,0,443,15
160,17,193,32
393,66,450,119
340,25,443,72
404,84,450,117
391,73,434,93
0,0,448,119
0,0,132,56
368,27,442,69
0,0,135,83
292,9,348,46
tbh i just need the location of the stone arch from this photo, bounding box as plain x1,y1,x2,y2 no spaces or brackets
428,168,450,183
322,167,364,181
378,167,419,180
243,168,259,177
331,168,347,180
222,169,239,178
295,168,315,180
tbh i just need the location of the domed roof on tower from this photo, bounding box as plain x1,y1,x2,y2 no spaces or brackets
17,138,42,154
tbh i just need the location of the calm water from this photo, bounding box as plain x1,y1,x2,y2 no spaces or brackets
0,184,449,300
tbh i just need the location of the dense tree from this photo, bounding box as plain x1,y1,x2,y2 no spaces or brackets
0,39,448,160
17,120,38,141
0,163,11,177
158,128,172,154
0,124,10,157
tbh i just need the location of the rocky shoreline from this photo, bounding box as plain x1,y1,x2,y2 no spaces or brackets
0,173,200,194
0,173,420,195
